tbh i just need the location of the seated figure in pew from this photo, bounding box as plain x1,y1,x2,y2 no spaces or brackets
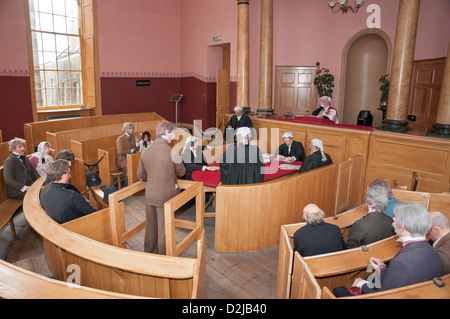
224,106,253,143
41,150,76,203
275,132,305,163
182,136,218,181
429,211,450,275
333,202,443,297
368,178,401,218
311,96,339,123
219,127,264,185
293,203,346,257
346,186,395,249
29,141,54,176
137,121,186,255
3,138,40,200
298,139,332,174
42,159,96,224
116,122,140,171
138,131,153,152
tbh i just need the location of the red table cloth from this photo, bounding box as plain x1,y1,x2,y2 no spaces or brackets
191,158,302,188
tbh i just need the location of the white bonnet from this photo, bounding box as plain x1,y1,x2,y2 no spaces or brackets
282,132,293,139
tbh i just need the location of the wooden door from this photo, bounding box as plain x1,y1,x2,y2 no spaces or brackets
216,69,230,130
408,57,445,133
275,66,317,116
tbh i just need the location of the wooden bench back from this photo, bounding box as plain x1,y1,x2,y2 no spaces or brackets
322,274,450,299
276,204,367,299
46,120,162,154
71,134,120,164
215,156,363,253
98,147,120,186
23,176,206,299
290,252,322,299
392,189,450,215
24,112,163,153
0,259,146,299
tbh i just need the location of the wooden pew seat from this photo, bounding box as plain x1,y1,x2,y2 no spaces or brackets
322,274,450,299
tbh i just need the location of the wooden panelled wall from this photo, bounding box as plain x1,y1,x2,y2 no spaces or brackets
224,115,450,195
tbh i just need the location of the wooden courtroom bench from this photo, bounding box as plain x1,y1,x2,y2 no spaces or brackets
276,204,368,299
98,147,125,189
71,134,121,165
24,112,164,154
0,166,22,238
46,119,161,154
23,175,206,298
0,259,145,299
290,251,322,299
321,274,450,299
215,156,363,253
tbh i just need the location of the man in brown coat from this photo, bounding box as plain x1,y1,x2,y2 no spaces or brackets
429,211,450,275
137,122,186,254
116,122,140,171
3,138,40,199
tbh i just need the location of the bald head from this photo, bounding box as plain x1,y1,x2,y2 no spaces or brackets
429,211,450,242
303,204,325,224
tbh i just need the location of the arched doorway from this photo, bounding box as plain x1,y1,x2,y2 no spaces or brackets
339,29,392,127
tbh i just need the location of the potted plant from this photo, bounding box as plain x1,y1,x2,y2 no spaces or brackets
314,67,335,98
379,74,390,109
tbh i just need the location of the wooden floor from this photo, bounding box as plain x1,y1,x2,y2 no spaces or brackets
0,194,279,299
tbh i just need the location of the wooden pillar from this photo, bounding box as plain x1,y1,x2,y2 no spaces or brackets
378,0,420,133
428,42,450,139
256,0,274,117
237,0,250,113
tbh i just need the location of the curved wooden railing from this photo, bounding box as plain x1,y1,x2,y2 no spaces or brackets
215,156,363,253
23,175,206,298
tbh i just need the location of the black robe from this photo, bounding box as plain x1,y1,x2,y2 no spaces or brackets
276,140,306,162
298,150,333,174
219,144,264,185
182,146,208,180
224,114,253,142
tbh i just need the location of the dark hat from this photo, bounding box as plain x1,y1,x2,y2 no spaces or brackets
86,171,102,187
103,185,118,204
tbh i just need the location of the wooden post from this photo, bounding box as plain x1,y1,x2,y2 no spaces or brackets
428,42,450,139
237,0,250,113
377,0,420,133
257,0,274,117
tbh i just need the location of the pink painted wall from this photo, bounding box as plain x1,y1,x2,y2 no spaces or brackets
97,0,181,75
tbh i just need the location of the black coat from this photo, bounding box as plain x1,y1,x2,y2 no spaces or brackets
219,144,264,185
3,153,40,199
276,141,306,162
224,114,253,142
182,146,208,181
293,221,347,257
42,182,96,224
298,150,332,174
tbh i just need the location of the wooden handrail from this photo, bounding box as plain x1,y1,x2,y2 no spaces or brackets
24,176,199,279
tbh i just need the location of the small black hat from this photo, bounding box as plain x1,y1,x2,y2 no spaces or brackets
103,185,118,204
86,171,102,187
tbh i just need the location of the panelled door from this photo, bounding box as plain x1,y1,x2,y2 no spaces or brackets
275,66,317,116
408,57,445,133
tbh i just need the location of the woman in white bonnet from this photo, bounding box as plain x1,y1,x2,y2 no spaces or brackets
298,138,333,173
30,141,54,176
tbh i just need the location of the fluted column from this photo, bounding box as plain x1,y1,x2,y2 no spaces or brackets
378,0,420,133
256,0,274,117
237,0,250,113
428,42,450,139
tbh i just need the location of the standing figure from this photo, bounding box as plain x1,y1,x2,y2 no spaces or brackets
137,122,186,255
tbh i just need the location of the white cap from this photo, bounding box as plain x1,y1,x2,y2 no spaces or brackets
311,138,327,161
236,127,252,137
282,132,293,139
320,96,331,101
234,105,244,112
